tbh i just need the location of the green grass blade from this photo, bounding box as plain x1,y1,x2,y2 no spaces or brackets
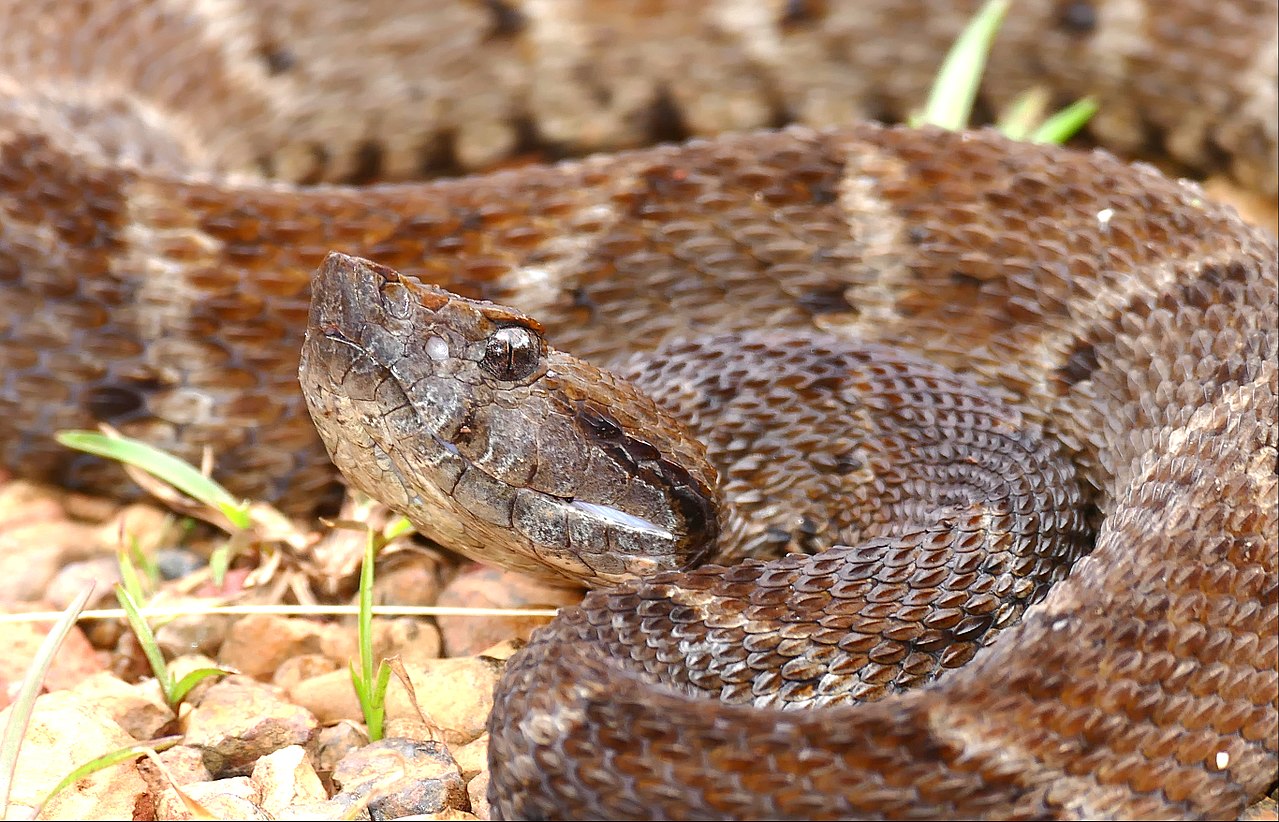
348,661,367,704
349,659,383,741
374,661,392,708
359,529,377,685
57,431,251,529
367,662,390,742
914,0,1010,130
117,549,148,606
996,86,1050,141
169,667,234,705
1030,96,1099,144
208,545,232,588
36,737,181,814
350,528,392,741
0,585,95,816
130,536,161,591
115,586,174,702
383,516,415,541
207,530,252,588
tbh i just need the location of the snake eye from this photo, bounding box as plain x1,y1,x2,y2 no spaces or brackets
480,325,543,381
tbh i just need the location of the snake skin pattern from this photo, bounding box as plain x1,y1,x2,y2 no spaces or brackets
293,130,1278,818
0,1,1276,819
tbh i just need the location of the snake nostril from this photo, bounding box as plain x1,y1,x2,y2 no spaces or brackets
381,281,413,319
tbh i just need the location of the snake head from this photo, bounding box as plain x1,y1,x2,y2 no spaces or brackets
300,252,721,587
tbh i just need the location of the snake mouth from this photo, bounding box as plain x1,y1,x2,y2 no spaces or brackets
425,423,689,584
565,499,673,537
432,420,677,539
421,420,676,544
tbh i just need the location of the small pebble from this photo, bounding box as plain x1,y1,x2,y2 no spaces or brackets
182,676,319,776
332,737,468,819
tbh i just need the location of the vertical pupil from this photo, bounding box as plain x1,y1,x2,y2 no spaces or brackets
485,327,539,379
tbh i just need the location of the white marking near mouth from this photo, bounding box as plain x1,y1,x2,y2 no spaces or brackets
570,500,671,537
431,434,462,458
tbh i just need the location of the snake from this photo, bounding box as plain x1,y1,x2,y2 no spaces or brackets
0,1,1276,819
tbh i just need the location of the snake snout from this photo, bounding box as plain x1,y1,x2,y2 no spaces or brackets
307,251,392,336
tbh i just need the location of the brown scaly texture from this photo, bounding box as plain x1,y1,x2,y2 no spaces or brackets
290,138,1278,817
0,0,1276,510
0,1,1276,818
2,0,1275,189
298,253,1109,815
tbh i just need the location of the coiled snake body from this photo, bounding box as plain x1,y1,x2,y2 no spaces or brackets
0,1,1276,819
